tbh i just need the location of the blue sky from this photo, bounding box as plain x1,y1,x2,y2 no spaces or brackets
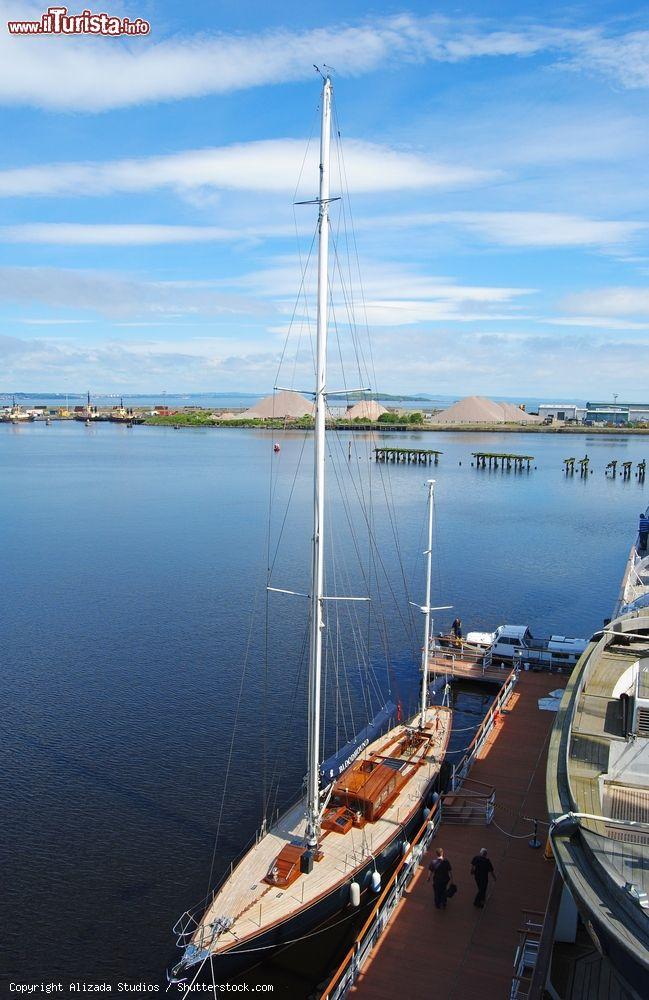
1,1,648,397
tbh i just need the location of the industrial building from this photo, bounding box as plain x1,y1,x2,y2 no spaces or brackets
538,402,649,425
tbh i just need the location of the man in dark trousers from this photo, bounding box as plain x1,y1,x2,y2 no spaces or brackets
427,847,453,909
471,847,496,907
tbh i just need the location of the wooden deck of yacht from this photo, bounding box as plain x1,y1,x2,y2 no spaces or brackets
350,671,564,1000
184,708,452,964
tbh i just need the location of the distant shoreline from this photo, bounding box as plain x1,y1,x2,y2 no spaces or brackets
5,412,649,435
147,416,649,435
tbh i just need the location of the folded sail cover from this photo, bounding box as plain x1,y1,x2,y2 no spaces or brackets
319,702,397,785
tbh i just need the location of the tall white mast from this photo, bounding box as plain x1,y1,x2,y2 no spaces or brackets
419,480,435,729
416,480,451,729
305,75,332,848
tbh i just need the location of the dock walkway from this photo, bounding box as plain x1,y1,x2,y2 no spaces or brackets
350,671,564,1000
427,650,510,684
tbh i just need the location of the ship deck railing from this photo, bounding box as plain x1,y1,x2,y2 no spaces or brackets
510,909,545,999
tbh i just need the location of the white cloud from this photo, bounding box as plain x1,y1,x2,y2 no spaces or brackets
238,256,531,299
562,287,649,318
0,139,490,199
232,256,533,326
1,9,648,113
566,30,649,89
0,223,296,245
0,257,535,334
0,331,280,388
0,11,547,112
3,211,645,253
0,266,270,319
3,322,647,397
374,211,646,248
452,212,645,248
357,300,526,326
548,316,649,330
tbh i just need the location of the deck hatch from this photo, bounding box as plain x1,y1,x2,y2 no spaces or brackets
604,783,649,824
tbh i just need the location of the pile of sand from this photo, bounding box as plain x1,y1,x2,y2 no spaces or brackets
240,390,314,420
433,396,541,425
345,400,388,420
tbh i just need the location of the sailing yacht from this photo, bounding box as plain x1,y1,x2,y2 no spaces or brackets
169,76,452,984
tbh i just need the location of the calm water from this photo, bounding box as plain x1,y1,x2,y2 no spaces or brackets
1,423,646,991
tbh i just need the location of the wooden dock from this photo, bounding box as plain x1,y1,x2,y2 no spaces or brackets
374,447,442,465
348,670,564,1000
472,452,534,470
427,649,510,684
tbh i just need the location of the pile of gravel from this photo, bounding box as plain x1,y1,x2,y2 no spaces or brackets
432,395,541,424
240,390,314,420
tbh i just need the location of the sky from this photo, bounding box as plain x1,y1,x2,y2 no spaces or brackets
1,1,648,398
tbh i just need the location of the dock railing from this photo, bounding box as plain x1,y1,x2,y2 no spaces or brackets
320,667,518,999
430,638,488,667
450,666,518,790
442,776,496,825
320,799,443,1000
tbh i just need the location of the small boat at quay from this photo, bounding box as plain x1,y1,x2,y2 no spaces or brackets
437,623,587,672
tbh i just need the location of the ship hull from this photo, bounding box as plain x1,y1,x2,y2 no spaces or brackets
171,789,435,983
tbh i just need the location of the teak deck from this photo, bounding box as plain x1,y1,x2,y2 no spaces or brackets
351,671,564,1000
190,706,452,959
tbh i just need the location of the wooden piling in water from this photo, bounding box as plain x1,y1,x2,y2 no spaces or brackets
472,451,534,472
374,447,442,466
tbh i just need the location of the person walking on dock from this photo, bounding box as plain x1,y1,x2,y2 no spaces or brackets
451,617,463,640
428,847,452,909
471,847,496,907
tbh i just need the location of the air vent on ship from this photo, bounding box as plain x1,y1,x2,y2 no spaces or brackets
636,705,649,738
632,662,649,737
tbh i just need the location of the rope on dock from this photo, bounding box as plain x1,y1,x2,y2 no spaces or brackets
491,817,538,839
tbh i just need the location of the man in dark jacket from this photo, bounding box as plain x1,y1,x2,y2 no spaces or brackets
427,847,452,909
471,847,496,907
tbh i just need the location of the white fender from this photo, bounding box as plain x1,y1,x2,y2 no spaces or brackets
371,870,381,893
349,881,361,907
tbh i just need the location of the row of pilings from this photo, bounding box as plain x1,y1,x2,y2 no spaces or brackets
564,456,646,479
